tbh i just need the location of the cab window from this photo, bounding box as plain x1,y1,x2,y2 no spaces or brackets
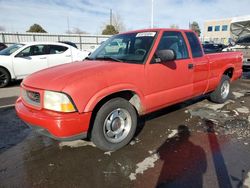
49,45,68,54
157,31,189,60
17,45,48,57
185,32,203,58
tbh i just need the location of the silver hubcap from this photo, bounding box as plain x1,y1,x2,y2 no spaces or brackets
221,80,230,99
103,108,132,143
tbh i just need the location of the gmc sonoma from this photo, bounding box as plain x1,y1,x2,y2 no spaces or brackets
15,29,243,151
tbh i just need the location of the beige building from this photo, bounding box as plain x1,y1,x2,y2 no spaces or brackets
203,18,232,44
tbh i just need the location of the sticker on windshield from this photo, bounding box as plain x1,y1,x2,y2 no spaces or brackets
136,32,156,37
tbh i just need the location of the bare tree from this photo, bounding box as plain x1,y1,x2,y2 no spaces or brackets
112,13,126,32
0,26,5,31
170,24,179,29
66,27,88,34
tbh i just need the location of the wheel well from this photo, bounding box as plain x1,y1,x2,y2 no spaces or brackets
87,90,143,139
223,68,234,78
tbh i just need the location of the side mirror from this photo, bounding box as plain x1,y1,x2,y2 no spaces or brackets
15,53,24,58
155,49,176,62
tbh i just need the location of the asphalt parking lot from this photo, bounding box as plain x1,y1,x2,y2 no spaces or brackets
0,72,250,188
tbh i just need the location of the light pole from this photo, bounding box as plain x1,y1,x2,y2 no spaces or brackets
151,0,154,28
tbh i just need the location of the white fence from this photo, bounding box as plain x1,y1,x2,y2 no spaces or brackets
0,32,111,50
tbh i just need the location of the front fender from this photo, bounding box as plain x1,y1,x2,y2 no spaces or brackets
82,84,145,113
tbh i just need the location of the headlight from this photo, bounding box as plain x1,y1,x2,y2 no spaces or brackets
44,91,76,112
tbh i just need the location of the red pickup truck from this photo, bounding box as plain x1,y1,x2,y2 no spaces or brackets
15,28,243,151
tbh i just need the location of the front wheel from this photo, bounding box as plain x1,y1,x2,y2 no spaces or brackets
0,68,10,88
91,98,137,151
209,75,231,103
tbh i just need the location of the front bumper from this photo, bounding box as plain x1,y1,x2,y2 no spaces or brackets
15,97,91,141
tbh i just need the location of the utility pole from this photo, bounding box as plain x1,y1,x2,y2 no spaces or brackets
67,16,70,33
151,0,154,28
110,9,113,25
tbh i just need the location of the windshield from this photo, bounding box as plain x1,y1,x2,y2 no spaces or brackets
0,44,24,56
236,35,250,45
88,31,157,64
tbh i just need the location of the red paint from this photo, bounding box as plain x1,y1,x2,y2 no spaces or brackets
15,98,91,138
15,28,243,140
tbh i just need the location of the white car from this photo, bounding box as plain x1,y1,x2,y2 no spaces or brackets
0,42,89,87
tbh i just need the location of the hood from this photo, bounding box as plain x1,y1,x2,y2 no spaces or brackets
0,55,11,61
23,60,143,91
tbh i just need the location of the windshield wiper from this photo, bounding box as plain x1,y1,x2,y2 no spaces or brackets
95,56,123,62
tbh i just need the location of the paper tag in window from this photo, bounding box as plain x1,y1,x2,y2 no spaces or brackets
136,32,156,37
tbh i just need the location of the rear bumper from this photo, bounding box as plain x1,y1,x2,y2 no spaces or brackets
15,97,91,140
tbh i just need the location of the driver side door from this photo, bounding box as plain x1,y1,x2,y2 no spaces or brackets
145,31,194,112
13,45,49,78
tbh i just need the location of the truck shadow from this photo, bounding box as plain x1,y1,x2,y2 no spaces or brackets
135,95,206,137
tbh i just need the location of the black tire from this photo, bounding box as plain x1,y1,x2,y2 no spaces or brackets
91,98,137,151
0,67,10,88
209,75,230,104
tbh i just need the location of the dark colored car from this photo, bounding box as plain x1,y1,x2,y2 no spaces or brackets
0,43,7,51
202,43,227,54
59,41,78,49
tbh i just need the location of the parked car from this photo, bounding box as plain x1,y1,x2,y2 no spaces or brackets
223,34,250,69
0,42,89,87
202,43,227,54
16,28,243,151
59,41,78,49
0,43,7,51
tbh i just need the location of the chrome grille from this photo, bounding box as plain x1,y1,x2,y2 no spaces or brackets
22,89,41,107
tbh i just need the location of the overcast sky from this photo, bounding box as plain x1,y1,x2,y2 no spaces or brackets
0,0,250,35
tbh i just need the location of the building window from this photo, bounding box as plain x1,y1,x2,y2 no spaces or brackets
207,26,213,32
222,25,228,31
215,26,220,31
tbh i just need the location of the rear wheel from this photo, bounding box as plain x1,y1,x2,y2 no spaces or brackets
0,68,10,88
91,98,137,151
209,75,230,103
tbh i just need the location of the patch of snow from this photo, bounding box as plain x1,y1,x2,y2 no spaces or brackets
48,163,54,167
244,142,249,145
59,140,96,148
236,106,250,114
130,138,140,145
104,151,113,156
248,116,250,123
167,129,178,138
129,153,159,181
205,100,233,111
148,150,156,154
233,110,239,116
232,91,245,99
244,171,250,188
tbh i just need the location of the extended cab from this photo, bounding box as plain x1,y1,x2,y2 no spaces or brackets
15,29,243,151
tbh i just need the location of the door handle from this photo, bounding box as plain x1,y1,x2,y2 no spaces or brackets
40,57,47,59
188,63,194,69
65,55,71,57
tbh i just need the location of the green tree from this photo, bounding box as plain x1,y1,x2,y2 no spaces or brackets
27,24,47,33
170,24,179,29
102,25,118,35
190,21,201,37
